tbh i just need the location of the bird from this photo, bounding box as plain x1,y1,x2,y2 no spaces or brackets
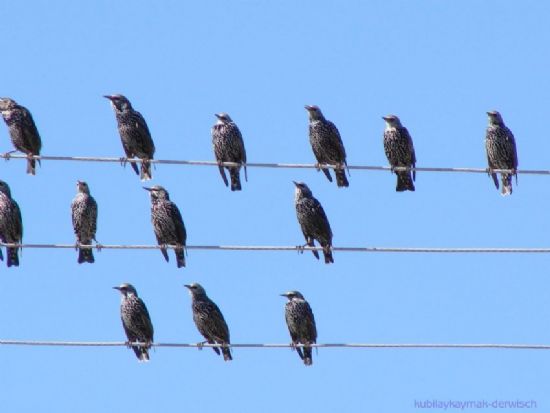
0,98,42,175
281,291,317,366
113,283,154,362
485,111,518,196
211,113,247,191
0,180,22,267
143,185,186,268
382,115,416,192
304,105,349,187
293,181,334,264
184,283,232,361
104,94,156,181
71,180,98,264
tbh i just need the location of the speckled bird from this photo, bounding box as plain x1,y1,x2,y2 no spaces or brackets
485,111,518,196
382,115,416,192
281,291,317,366
184,283,232,361
104,94,156,181
293,181,333,264
113,283,154,362
0,180,22,267
304,105,349,187
0,98,42,175
143,185,186,268
211,113,247,191
71,180,98,264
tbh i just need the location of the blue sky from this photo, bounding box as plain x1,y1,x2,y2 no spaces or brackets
1,1,549,411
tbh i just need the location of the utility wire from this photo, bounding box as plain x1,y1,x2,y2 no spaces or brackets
2,243,550,254
0,340,549,350
0,153,541,175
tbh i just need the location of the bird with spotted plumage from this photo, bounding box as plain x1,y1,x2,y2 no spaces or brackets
211,113,247,191
0,98,42,175
293,181,334,264
281,290,317,366
113,283,154,362
382,115,416,192
0,180,22,267
184,283,232,361
71,180,98,264
485,111,518,196
143,185,186,268
104,94,156,181
304,105,349,187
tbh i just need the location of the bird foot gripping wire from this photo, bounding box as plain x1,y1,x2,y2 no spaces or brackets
296,244,306,255
196,341,208,351
95,242,103,253
119,157,129,168
2,150,16,161
289,342,297,352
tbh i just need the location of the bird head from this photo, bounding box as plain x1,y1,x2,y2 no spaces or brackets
104,94,132,111
184,282,207,297
280,290,304,301
0,180,12,198
0,98,17,113
214,113,233,124
76,180,90,195
487,110,504,126
304,105,325,121
293,181,313,198
113,283,138,297
143,185,170,201
382,114,402,128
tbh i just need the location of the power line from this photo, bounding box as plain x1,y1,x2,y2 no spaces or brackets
2,243,550,254
0,153,542,175
0,339,549,350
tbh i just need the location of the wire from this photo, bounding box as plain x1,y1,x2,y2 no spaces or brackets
0,153,538,175
2,243,550,254
0,340,548,350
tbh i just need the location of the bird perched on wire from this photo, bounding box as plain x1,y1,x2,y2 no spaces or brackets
113,283,154,362
184,283,232,361
281,290,317,366
104,94,156,181
211,113,247,191
304,105,349,187
382,115,416,192
71,180,98,264
485,111,518,196
143,185,186,268
0,180,22,267
293,181,334,264
0,98,42,175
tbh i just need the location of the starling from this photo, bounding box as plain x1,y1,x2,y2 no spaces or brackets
304,105,349,187
71,180,98,264
293,181,334,264
104,94,156,181
211,113,247,191
143,185,186,268
184,283,232,361
0,98,42,175
485,111,518,196
382,115,416,192
113,283,154,362
0,180,22,267
281,291,317,366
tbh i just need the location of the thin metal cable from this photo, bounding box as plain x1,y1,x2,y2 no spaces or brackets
1,243,550,254
0,153,541,174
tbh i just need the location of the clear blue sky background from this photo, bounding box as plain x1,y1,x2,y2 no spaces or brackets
1,1,549,411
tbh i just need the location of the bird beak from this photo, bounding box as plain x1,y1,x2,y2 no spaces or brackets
280,293,289,297
143,187,152,192
214,113,222,119
103,95,113,100
292,181,299,186
112,286,121,290
382,116,390,121
304,105,313,111
184,284,191,289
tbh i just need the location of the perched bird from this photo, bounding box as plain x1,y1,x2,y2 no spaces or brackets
485,111,518,196
0,180,22,267
211,113,247,191
382,115,416,192
293,181,334,264
184,283,232,361
0,98,42,175
104,94,156,181
304,105,349,187
281,291,317,366
113,283,154,362
143,185,186,268
71,181,98,264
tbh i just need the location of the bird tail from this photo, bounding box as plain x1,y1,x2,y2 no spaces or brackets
491,172,499,190
7,247,19,267
129,160,140,176
306,239,319,260
322,245,334,264
218,165,229,187
229,168,242,191
335,168,349,187
78,245,95,264
140,159,153,181
26,157,37,175
396,171,415,192
501,173,513,196
222,345,233,361
160,247,169,262
175,246,186,268
133,346,150,362
303,345,313,366
321,168,333,183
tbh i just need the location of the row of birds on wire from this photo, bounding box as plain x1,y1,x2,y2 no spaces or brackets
0,96,518,194
114,282,318,366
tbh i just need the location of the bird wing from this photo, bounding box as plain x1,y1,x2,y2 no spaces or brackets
201,300,230,343
402,127,416,179
12,200,23,242
132,111,155,157
89,197,98,239
302,301,318,343
307,198,333,241
327,121,347,162
168,201,186,244
21,108,42,154
136,298,154,340
505,127,518,169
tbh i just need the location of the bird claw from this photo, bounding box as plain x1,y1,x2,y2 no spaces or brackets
95,242,103,252
119,157,128,168
74,242,80,252
2,150,15,161
289,342,297,352
297,245,305,255
125,341,132,349
197,341,207,351
314,162,321,172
